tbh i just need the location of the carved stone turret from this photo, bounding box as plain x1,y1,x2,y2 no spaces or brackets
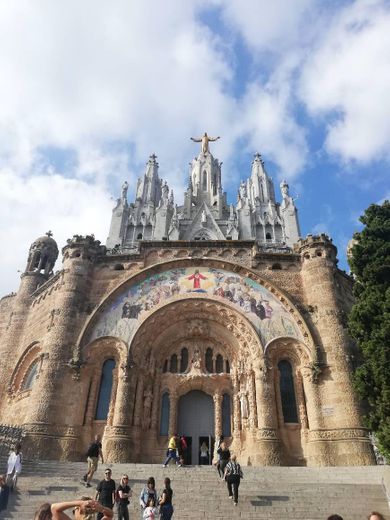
25,231,59,277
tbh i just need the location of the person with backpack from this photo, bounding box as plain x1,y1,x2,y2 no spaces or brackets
117,474,132,520
83,434,104,488
139,477,158,517
224,454,243,506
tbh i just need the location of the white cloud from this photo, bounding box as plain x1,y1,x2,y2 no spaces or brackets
0,168,113,295
218,0,314,53
300,0,390,163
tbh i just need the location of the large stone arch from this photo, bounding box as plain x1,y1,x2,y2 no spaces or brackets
77,258,315,361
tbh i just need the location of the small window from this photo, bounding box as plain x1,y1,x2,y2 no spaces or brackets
95,359,116,420
205,348,213,373
266,233,272,240
163,360,168,373
22,359,39,391
222,393,231,437
170,354,178,373
137,233,143,240
278,360,298,423
226,360,230,373
160,392,170,436
216,354,224,373
271,263,282,270
180,348,188,373
114,263,124,271
202,170,207,191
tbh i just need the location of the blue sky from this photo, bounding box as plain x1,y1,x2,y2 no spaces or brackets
0,0,389,294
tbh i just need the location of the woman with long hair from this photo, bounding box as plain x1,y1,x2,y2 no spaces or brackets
159,477,173,520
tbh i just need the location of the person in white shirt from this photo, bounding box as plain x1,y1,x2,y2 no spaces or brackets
7,443,22,490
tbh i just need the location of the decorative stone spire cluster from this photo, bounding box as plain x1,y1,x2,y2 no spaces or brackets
107,137,300,249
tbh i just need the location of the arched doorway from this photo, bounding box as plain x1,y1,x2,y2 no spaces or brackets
178,390,214,465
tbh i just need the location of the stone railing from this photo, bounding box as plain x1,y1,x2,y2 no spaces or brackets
0,424,25,456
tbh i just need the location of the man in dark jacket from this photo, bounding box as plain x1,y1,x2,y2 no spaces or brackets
84,434,104,488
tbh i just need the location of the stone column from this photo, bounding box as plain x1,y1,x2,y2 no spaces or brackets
168,391,178,438
247,372,257,430
213,392,223,463
133,374,145,427
214,392,223,436
151,373,161,431
254,363,282,465
232,373,241,434
104,367,134,463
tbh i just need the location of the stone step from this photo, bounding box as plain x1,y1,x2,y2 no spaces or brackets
0,459,388,520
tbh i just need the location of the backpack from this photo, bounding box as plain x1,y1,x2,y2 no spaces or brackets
86,442,99,458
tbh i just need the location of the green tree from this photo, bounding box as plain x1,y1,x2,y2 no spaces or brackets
348,200,390,459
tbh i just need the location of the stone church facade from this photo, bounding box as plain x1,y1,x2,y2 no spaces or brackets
0,142,375,466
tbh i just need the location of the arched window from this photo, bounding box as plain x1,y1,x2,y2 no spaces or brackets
95,359,116,420
225,360,230,374
266,232,272,240
163,359,168,373
222,393,231,437
137,233,143,240
22,359,39,391
202,170,207,191
205,348,213,373
278,360,298,423
170,354,178,373
215,354,224,373
180,348,188,373
160,392,170,436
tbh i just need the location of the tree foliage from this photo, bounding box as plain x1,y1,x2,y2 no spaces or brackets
348,200,390,458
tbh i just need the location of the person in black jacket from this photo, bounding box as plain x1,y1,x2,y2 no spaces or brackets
96,469,116,520
83,434,104,488
217,442,230,479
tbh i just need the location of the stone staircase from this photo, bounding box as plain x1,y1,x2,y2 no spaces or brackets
0,459,389,520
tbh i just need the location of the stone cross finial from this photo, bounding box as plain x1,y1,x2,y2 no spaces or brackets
46,230,53,237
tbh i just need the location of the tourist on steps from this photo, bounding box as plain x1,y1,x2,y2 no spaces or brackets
95,468,115,520
214,435,223,472
162,434,181,467
142,496,159,519
159,477,174,520
33,497,113,519
117,474,132,520
6,442,22,490
140,477,158,517
217,442,230,479
83,434,104,488
224,454,243,506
